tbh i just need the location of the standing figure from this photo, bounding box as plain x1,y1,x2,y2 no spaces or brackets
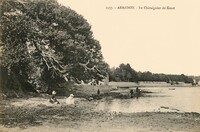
130,89,134,98
136,87,140,99
136,87,139,93
97,89,100,96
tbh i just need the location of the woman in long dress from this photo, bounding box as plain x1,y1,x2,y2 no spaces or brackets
65,94,75,105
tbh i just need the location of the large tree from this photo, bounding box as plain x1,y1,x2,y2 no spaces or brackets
0,0,108,93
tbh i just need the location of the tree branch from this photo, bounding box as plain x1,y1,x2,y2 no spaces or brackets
31,39,70,81
79,60,96,71
42,57,52,70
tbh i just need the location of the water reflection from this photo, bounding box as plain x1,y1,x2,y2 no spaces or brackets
96,87,200,113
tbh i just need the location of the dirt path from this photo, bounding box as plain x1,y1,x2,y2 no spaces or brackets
0,98,200,132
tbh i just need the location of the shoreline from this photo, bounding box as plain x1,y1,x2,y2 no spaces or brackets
0,97,200,132
1,85,200,131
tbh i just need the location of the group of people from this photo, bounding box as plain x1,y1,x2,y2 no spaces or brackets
130,87,141,98
49,90,75,105
50,87,140,104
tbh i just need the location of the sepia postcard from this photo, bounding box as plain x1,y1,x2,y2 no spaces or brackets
0,0,200,131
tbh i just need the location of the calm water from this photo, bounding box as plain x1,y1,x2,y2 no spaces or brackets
96,87,200,113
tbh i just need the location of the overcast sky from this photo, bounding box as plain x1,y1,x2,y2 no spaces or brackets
57,0,200,76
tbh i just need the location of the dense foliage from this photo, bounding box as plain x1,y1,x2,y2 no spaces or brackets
109,63,194,84
0,0,108,93
109,63,138,82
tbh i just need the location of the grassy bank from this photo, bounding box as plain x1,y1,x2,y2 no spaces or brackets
73,84,151,100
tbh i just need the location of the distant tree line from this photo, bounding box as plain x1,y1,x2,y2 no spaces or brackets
108,63,194,84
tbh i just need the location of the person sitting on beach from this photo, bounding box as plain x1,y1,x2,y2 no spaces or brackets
49,90,60,104
65,94,75,105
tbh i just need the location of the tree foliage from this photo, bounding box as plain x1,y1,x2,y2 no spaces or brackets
109,63,193,84
109,63,138,82
0,0,108,93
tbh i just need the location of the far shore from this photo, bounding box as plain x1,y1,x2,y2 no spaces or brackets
109,81,197,88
